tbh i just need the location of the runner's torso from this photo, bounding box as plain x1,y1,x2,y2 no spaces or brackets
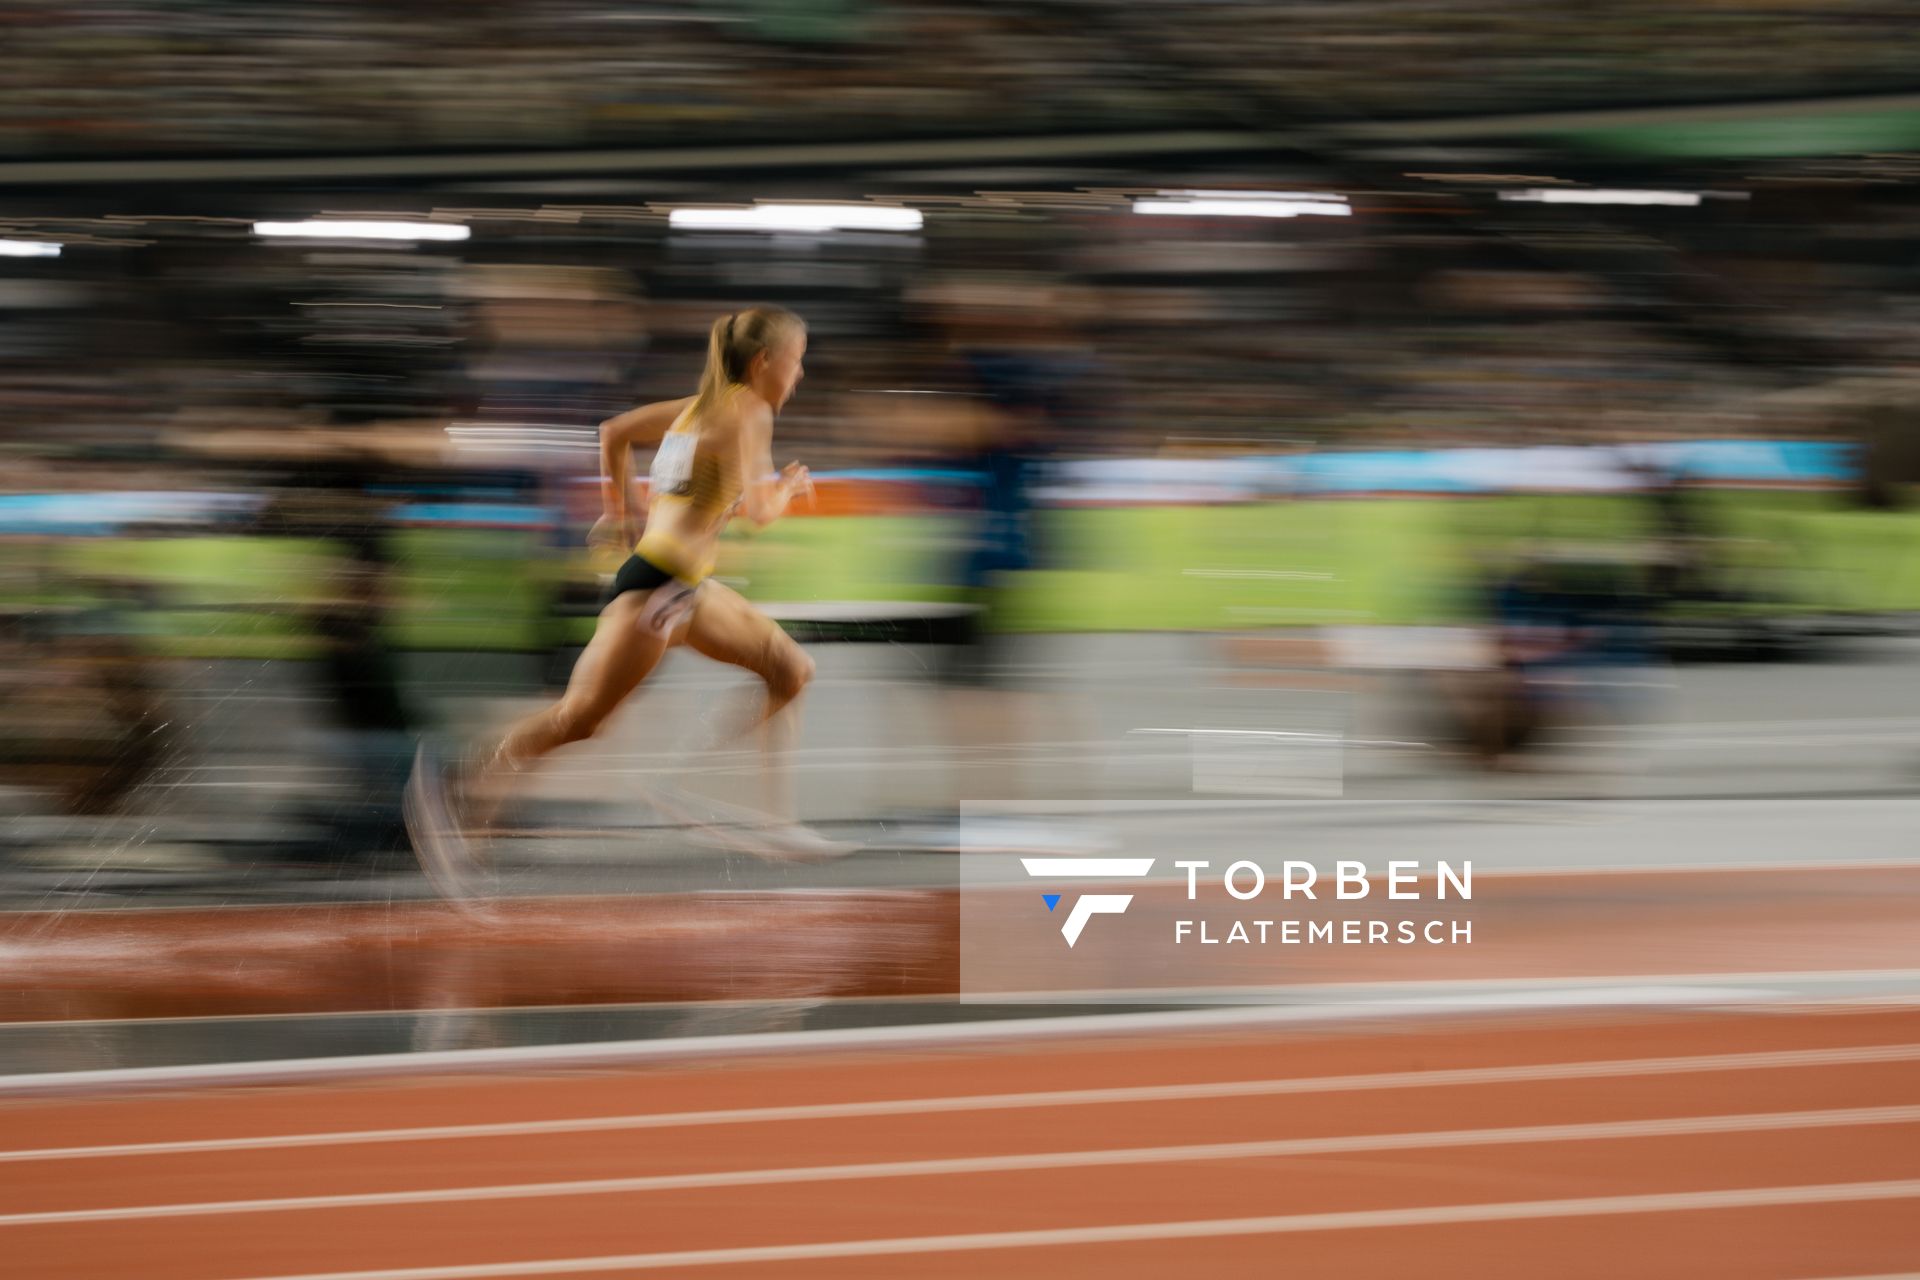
635,390,746,582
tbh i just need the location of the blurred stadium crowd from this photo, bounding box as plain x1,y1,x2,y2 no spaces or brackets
3,1,1919,157
4,0,1920,878
7,182,1920,466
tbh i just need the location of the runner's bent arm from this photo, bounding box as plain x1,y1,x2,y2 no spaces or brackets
595,396,693,542
734,404,812,529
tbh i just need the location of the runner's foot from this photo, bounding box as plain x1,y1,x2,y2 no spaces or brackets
645,780,860,863
404,741,493,910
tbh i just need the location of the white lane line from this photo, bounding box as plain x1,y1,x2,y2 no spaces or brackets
999,969,1920,1004
6,1041,1920,1165
8,1104,1920,1228
0,991,1807,1097
0,964,1908,1035
208,1179,1920,1278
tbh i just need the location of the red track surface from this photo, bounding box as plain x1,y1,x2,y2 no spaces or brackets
4,1006,1920,1278
5,865,1918,1021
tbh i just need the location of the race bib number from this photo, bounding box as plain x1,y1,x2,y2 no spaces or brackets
649,433,695,497
636,578,700,635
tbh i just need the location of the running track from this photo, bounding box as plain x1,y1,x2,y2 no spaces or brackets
7,864,1919,1021
4,1006,1920,1278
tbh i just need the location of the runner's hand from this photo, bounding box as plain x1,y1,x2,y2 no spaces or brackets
587,514,636,552
781,462,814,505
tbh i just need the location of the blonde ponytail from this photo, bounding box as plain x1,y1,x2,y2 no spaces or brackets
687,306,804,426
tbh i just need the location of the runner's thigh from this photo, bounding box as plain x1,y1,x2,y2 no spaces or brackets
567,591,670,716
683,580,800,681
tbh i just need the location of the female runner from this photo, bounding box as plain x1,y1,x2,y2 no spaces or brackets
407,305,846,895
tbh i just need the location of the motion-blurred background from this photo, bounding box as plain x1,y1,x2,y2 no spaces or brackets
2,0,1919,886
9,10,1920,1278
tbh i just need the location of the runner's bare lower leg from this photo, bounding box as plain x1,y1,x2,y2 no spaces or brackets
469,591,670,825
674,581,813,822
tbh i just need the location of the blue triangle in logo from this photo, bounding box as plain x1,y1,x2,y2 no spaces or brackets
1042,894,1061,912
